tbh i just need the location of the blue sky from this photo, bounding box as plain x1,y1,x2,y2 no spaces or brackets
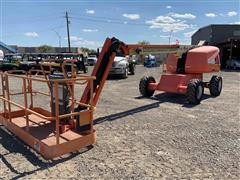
1,0,239,49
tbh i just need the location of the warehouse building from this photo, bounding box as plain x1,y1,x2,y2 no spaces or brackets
0,41,84,54
191,24,240,68
0,41,17,54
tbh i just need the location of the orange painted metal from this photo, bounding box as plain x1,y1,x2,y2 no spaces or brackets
127,44,179,49
0,113,96,159
80,38,128,106
148,45,220,94
164,53,178,73
92,52,116,106
149,74,203,94
185,46,220,73
80,38,112,106
0,64,96,159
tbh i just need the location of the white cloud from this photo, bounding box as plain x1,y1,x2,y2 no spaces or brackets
146,16,190,32
65,35,101,48
153,35,179,39
24,32,39,37
228,11,237,17
233,21,240,24
159,35,170,38
122,13,140,20
189,24,198,29
82,29,98,32
65,36,82,41
166,5,172,9
170,13,196,19
205,13,217,17
184,30,197,38
74,40,101,49
149,16,176,23
85,9,95,14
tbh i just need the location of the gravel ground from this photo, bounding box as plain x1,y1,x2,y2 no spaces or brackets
0,65,239,179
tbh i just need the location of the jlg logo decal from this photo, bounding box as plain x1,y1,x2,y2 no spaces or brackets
208,58,216,64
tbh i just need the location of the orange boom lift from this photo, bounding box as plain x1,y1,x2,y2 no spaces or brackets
139,46,222,104
0,37,222,159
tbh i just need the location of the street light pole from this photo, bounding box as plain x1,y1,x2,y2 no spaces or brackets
52,30,61,48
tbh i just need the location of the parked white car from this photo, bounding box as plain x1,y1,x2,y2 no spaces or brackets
0,50,4,62
226,58,240,70
110,56,129,78
87,55,98,66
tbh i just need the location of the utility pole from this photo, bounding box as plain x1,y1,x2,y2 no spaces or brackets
66,11,71,52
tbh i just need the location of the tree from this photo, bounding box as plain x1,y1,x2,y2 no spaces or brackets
89,49,97,54
138,40,150,45
80,47,97,54
38,45,53,53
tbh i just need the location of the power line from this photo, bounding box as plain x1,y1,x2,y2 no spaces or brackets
4,25,65,38
6,13,62,20
70,12,149,22
3,11,150,32
70,12,149,23
2,11,158,45
69,12,149,26
70,16,149,27
3,16,62,25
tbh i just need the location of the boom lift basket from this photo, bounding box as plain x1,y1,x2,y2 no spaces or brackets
0,67,96,159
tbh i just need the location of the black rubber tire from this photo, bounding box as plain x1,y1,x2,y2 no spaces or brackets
209,75,222,96
84,66,88,73
233,64,237,70
186,79,204,104
139,76,156,97
131,69,135,75
122,67,128,79
129,64,135,75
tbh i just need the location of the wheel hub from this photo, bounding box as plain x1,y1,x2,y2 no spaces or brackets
218,79,222,92
197,85,203,100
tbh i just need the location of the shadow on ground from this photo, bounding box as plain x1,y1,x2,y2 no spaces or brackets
0,92,213,178
221,69,240,72
94,101,161,124
107,73,135,80
153,92,213,108
107,75,126,80
0,126,93,179
95,92,214,124
136,92,213,107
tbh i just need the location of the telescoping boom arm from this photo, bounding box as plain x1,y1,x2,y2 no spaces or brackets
80,37,180,107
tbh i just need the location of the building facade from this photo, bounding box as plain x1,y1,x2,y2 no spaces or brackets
9,46,83,54
192,24,240,68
